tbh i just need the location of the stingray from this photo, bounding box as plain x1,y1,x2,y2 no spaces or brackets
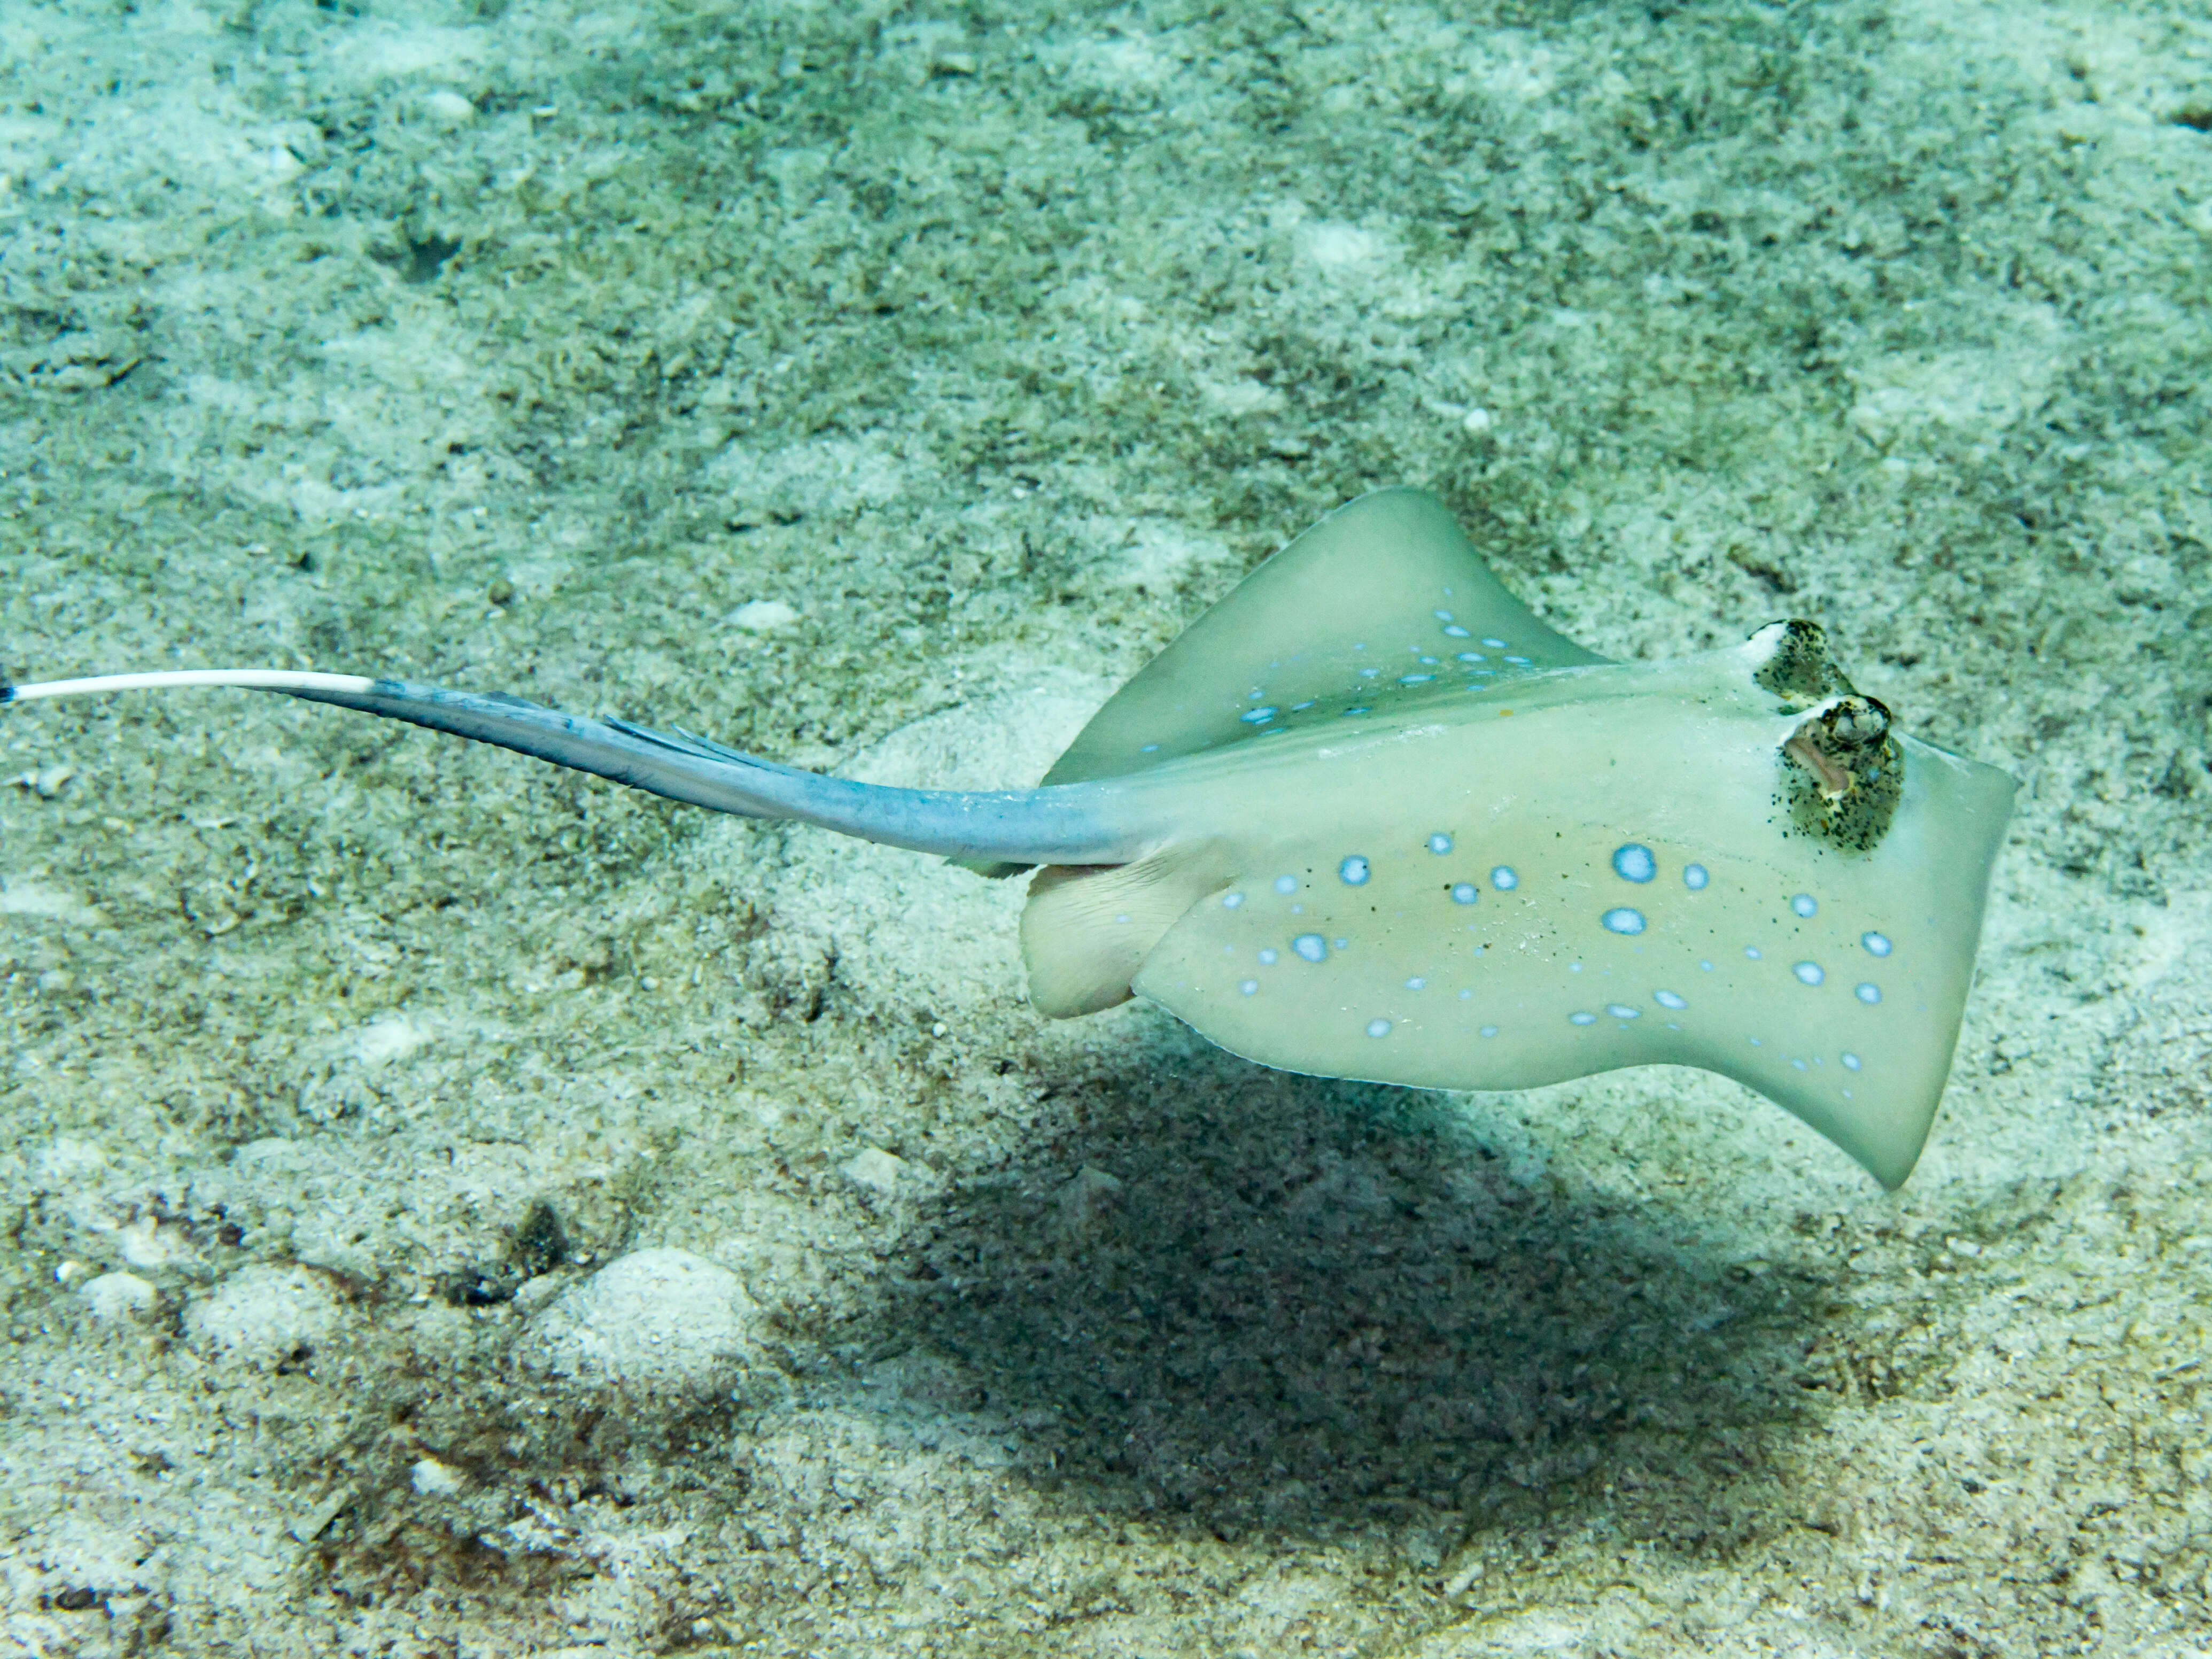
6,489,2014,1187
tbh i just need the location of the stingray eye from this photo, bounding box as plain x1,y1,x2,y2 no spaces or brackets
1748,618,1858,710
1780,694,1900,852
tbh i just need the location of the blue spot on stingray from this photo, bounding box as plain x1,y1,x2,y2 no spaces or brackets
1434,609,1454,621
1843,1052,1862,1071
1293,934,1327,963
1655,989,1687,1010
1791,1058,1808,1071
1491,866,1519,890
1856,982,1882,1004
1398,674,1433,685
1291,699,1316,711
1451,883,1479,905
1479,1024,1499,1037
1342,707,1370,716
1222,892,1244,909
1456,652,1486,663
1683,864,1710,890
1794,961,1825,986
1607,1004,1640,1019
1744,946,1763,960
1503,655,1532,666
1611,844,1656,883
1338,856,1370,886
1481,637,1507,649
1239,979,1259,996
1405,976,1426,990
1240,706,1277,724
1569,1011,1597,1026
1862,932,1892,957
1366,1018,1392,1038
1418,655,1440,665
1602,908,1647,935
1359,668,1380,679
1791,893,1817,917
1442,624,1471,638
1699,959,1715,972
1258,948,1278,965
1140,742,1161,753
1274,875,1299,895
1333,937,1349,950
1427,833,1453,855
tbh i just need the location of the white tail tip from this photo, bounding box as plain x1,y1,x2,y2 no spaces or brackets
3,669,379,704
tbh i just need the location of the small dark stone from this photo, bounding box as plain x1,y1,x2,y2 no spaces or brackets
443,1272,512,1307
509,1200,570,1281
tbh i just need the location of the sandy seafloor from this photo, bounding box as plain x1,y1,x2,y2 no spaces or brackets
1,0,2209,1652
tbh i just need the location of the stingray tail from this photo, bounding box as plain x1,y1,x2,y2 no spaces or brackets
2,668,1151,869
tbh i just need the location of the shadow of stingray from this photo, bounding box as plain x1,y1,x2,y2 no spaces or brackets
830,1043,1828,1546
